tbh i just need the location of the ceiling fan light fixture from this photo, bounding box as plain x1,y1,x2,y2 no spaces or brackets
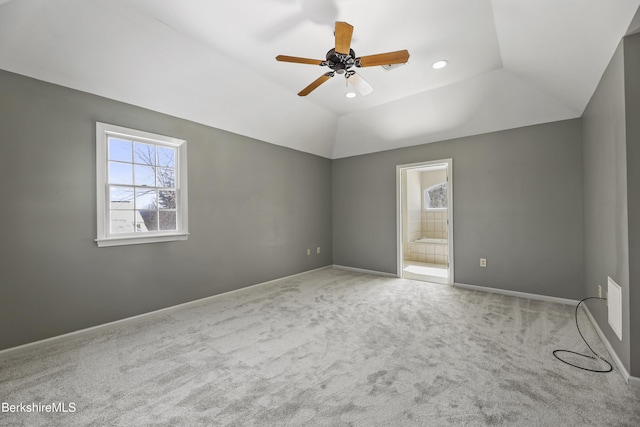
276,22,410,96
381,63,405,71
432,60,448,70
347,72,374,96
345,91,357,98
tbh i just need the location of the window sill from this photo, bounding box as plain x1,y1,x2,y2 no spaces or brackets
96,233,189,247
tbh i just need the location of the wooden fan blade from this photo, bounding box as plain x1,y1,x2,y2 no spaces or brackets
335,21,354,54
298,73,333,96
357,50,410,67
276,55,324,65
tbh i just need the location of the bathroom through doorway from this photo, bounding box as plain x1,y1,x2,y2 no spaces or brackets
397,159,453,285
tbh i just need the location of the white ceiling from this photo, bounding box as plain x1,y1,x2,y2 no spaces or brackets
0,0,638,158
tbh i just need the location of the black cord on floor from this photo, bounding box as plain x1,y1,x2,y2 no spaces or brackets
553,297,613,373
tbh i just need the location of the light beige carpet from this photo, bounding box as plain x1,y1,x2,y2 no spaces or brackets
1,268,639,426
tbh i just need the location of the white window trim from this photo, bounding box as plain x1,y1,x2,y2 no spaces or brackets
96,122,189,247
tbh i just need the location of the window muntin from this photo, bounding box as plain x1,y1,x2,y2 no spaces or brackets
424,182,447,210
96,123,188,247
107,137,176,233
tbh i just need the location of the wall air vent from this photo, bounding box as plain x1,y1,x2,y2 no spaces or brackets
607,276,622,341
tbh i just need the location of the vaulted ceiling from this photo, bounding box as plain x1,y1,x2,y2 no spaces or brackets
1,0,639,158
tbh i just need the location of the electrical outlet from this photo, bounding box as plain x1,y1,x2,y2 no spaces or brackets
480,258,487,268
598,285,602,299
316,247,321,254
307,249,311,256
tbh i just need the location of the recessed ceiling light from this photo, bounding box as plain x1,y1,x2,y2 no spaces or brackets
432,60,448,70
345,92,357,99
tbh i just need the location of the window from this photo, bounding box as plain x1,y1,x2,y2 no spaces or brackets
424,182,447,210
96,123,188,247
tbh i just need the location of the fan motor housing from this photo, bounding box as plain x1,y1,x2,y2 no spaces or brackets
325,48,356,74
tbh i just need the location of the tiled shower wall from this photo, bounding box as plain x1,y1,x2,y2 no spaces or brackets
407,242,449,265
406,209,449,265
407,208,422,243
422,210,448,239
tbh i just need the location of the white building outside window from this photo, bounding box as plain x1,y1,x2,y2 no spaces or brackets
96,122,188,247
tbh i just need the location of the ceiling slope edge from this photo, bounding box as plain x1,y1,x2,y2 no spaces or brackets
331,68,580,159
0,0,339,158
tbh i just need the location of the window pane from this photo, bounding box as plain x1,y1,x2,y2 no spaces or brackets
134,164,156,187
157,146,175,167
135,188,156,210
109,162,133,185
110,210,135,233
108,138,132,162
134,142,156,165
110,186,134,210
159,211,176,231
158,190,176,210
425,183,447,209
157,168,175,188
137,210,157,232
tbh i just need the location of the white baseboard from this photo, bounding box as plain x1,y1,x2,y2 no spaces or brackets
582,305,639,387
453,282,639,387
453,282,579,306
0,265,332,360
332,264,398,278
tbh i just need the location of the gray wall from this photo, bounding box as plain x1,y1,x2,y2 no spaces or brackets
581,42,631,372
582,32,640,377
333,120,584,299
623,32,640,377
0,70,332,351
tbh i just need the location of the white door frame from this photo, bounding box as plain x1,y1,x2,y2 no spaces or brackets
396,159,454,285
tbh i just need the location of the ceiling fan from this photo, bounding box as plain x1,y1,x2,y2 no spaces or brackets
276,21,410,97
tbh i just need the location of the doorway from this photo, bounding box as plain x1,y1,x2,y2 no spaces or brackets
397,159,453,285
